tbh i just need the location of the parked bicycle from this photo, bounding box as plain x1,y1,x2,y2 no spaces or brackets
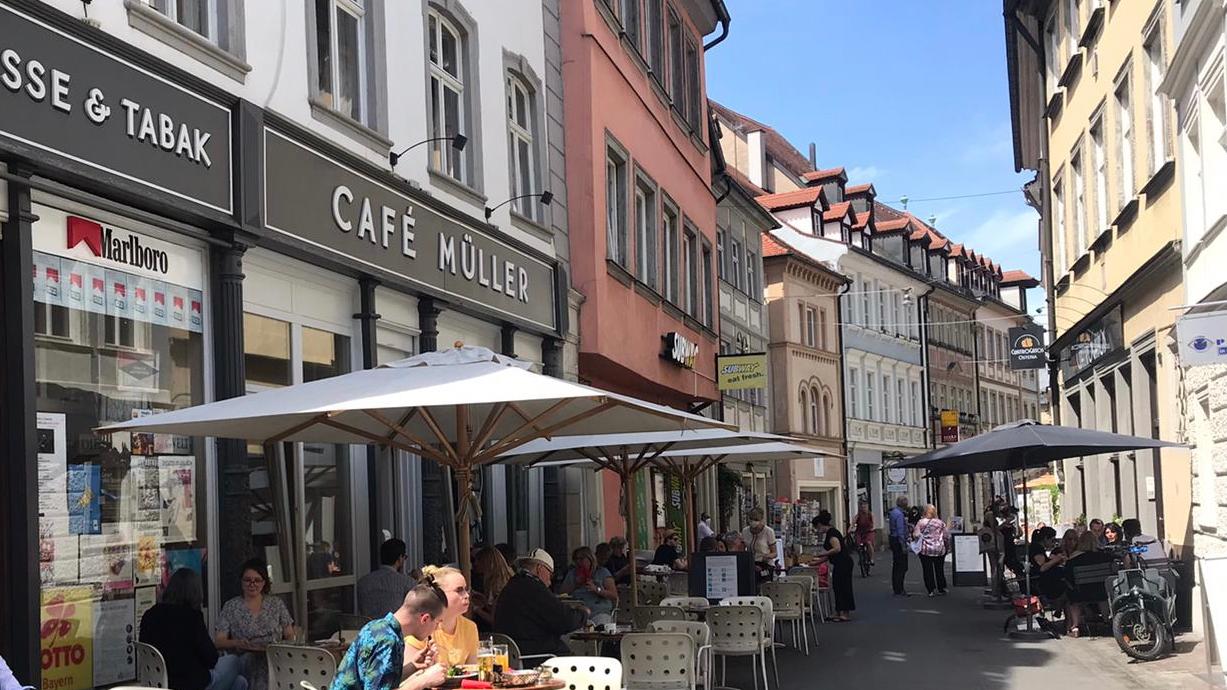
857,539,873,578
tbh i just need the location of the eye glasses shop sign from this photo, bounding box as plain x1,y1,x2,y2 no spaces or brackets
263,129,556,331
1177,310,1227,366
0,3,232,214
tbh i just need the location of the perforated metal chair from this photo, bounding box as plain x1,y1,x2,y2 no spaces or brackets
638,580,670,606
632,605,687,631
134,642,169,688
777,574,818,637
490,633,529,670
788,566,827,624
760,581,808,655
648,620,712,689
266,643,337,690
707,605,770,690
622,632,696,690
661,596,709,621
547,656,623,690
667,571,691,596
718,596,777,687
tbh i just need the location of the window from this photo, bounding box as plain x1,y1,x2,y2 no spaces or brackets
911,381,921,426
1091,115,1108,232
1053,175,1067,275
646,0,664,77
877,287,887,333
800,388,809,432
730,239,742,291
882,375,892,423
1144,24,1170,174
892,292,903,335
683,226,697,315
716,230,726,280
667,7,683,105
606,145,629,267
318,0,367,122
849,368,860,419
1115,71,1134,206
702,240,714,326
896,379,906,425
860,280,872,328
620,0,642,49
746,251,759,299
818,308,828,350
822,394,832,437
1064,0,1080,59
634,176,658,288
506,74,538,220
1071,145,1087,256
1044,14,1060,98
145,0,216,40
803,306,817,347
809,387,819,435
427,9,465,179
684,36,701,130
662,199,680,303
866,373,876,421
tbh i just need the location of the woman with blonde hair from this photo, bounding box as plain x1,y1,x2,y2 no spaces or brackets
912,504,950,597
471,547,514,631
406,565,479,667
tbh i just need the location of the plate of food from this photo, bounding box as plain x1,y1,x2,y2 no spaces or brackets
441,666,478,688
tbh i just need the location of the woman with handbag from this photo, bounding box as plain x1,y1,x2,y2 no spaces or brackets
912,504,950,597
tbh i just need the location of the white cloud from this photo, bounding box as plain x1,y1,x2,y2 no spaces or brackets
847,165,884,182
962,208,1039,261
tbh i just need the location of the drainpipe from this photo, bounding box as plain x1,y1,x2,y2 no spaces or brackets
836,277,853,527
918,285,936,508
702,0,731,51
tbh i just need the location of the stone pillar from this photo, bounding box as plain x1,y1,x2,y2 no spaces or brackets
542,337,564,379
501,324,517,358
418,297,442,353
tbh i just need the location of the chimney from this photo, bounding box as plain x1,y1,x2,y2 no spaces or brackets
808,143,817,169
747,131,766,188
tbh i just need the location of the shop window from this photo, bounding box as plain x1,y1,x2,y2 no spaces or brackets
506,73,539,221
33,210,206,690
427,8,468,182
315,0,367,122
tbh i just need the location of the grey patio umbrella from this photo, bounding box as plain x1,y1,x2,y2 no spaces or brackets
891,420,1180,638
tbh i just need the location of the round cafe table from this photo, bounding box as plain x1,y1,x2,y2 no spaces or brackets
567,630,625,656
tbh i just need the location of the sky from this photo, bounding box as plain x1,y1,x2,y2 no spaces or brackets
706,0,1046,322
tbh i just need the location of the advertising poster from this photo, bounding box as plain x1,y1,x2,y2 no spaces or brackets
188,290,204,332
130,409,156,457
37,412,68,518
106,270,131,319
716,353,768,391
80,533,133,591
133,529,162,586
130,276,151,321
134,586,158,630
134,456,160,526
85,263,107,315
159,456,196,542
168,285,187,328
64,259,86,310
940,409,960,444
118,352,160,394
40,518,79,586
1177,311,1227,366
33,255,47,303
164,548,204,583
92,598,136,686
45,261,64,305
40,586,94,690
68,465,102,535
151,283,168,326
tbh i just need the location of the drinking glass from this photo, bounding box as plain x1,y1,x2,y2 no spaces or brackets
492,644,509,670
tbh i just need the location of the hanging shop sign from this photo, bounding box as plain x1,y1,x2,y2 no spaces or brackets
1007,323,1047,370
262,128,557,331
1059,306,1124,380
940,409,960,444
662,332,699,369
0,3,233,214
716,352,767,390
1176,310,1227,367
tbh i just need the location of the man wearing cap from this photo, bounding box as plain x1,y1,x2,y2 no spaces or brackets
494,548,588,657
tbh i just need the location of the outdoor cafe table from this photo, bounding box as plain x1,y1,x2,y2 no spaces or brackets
569,629,626,656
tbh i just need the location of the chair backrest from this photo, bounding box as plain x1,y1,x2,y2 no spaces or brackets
777,574,815,598
632,605,687,631
266,644,337,690
760,581,805,617
134,642,168,688
667,571,690,596
706,606,764,654
615,606,635,625
490,633,524,670
660,596,708,610
548,656,623,690
647,620,711,650
719,596,773,615
618,583,633,606
638,581,669,606
621,633,696,690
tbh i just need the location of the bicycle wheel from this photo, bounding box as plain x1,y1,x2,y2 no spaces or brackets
859,546,871,577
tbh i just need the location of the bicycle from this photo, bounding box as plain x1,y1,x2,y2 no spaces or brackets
856,539,873,578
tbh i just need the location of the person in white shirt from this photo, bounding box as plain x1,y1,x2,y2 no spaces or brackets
696,513,715,540
740,507,777,580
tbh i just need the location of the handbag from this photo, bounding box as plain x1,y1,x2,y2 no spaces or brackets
909,537,923,555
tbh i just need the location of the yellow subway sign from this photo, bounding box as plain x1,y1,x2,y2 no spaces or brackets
717,353,767,391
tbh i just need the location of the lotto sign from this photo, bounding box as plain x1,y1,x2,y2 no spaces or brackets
40,586,94,690
940,409,960,444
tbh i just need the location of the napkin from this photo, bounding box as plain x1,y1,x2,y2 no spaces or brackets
459,681,493,689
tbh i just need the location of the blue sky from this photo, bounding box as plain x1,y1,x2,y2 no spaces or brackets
706,0,1045,319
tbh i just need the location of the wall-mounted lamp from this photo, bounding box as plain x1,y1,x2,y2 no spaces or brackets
388,133,467,168
484,191,553,221
901,287,915,307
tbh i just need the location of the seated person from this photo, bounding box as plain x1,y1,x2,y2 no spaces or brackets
141,568,246,690
406,566,479,667
698,536,722,553
494,549,587,658
1122,518,1169,567
558,547,617,626
357,538,414,620
1064,531,1115,637
213,559,295,690
721,532,746,552
652,530,687,571
604,536,634,585
1028,527,1067,601
333,585,447,690
470,547,514,633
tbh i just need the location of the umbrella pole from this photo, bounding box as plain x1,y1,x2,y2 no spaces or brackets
684,470,697,555
456,465,474,582
623,455,640,608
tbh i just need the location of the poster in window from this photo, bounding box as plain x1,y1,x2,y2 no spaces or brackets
159,456,196,542
37,412,68,518
106,270,132,320
188,289,203,332
86,263,107,315
134,585,157,631
33,255,46,304
64,260,87,310
40,517,79,586
40,585,95,690
168,285,187,329
92,598,136,687
131,276,151,322
43,256,64,306
118,353,161,396
129,409,156,456
79,532,133,592
67,464,102,535
150,282,168,326
133,529,161,586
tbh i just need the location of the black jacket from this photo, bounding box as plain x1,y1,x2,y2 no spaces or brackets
493,571,585,656
139,603,217,690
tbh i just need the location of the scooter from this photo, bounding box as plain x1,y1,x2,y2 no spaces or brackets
1107,543,1177,661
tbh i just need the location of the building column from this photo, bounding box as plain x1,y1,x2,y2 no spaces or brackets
542,337,564,379
1,169,39,682
418,297,442,352
355,277,381,570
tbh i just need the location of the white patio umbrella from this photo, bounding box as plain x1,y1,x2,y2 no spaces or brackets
499,430,814,603
98,346,732,595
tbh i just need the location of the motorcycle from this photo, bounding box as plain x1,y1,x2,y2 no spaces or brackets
1106,543,1177,661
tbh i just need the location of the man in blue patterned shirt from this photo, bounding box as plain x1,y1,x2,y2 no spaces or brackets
333,585,447,690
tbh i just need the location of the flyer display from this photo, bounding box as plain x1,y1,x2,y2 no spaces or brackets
704,555,739,600
92,599,136,686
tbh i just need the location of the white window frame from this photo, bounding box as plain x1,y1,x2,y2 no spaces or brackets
633,173,658,289
662,198,679,303
1115,68,1135,208
803,306,817,348
146,0,219,40
1091,113,1108,233
427,9,465,181
1071,142,1087,257
606,144,629,267
730,239,742,291
1044,12,1060,98
882,375,892,423
911,380,921,426
866,372,876,421
506,73,538,220
1143,20,1170,175
1053,173,1067,275
849,368,860,419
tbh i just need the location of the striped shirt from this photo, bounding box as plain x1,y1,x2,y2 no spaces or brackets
357,566,413,619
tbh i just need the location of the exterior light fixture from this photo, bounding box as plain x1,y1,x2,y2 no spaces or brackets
388,133,467,168
484,191,553,221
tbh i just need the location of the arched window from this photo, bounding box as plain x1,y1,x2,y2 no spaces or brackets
809,386,819,435
800,388,810,433
427,9,466,181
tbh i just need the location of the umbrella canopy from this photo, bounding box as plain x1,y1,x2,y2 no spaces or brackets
892,420,1180,477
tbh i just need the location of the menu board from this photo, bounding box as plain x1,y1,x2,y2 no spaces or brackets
704,555,739,600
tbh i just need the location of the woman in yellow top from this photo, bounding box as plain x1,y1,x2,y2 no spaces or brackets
406,565,479,666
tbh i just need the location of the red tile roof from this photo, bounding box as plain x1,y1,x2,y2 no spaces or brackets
710,100,814,177
802,167,846,184
845,183,876,196
949,243,965,257
822,201,853,222
853,211,871,230
761,233,792,258
756,186,826,212
875,217,911,233
1001,269,1039,286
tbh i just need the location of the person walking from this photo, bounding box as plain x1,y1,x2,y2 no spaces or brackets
913,505,949,596
852,501,876,566
813,510,855,621
888,496,911,596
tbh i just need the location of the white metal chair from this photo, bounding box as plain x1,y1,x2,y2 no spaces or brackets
719,596,777,687
760,581,808,655
788,566,827,624
648,620,713,689
622,632,696,690
633,605,687,631
639,580,670,606
266,643,337,690
547,656,623,690
134,642,169,688
667,571,691,596
707,605,769,690
661,596,709,621
777,574,818,637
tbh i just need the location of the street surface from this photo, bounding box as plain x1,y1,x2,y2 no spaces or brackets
716,552,1215,690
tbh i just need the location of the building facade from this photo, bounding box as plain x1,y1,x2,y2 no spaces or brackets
0,0,572,682
1006,0,1191,548
560,0,730,546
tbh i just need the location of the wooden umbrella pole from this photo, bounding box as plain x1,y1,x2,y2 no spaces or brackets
683,466,698,555
623,454,640,608
456,404,474,582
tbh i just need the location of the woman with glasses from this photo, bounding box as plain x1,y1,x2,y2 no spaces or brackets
406,566,479,667
213,558,295,690
652,530,688,571
558,547,617,626
140,568,246,690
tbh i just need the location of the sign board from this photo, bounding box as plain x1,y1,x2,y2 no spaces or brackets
1008,323,1047,370
940,409,959,444
662,332,699,368
887,468,907,483
717,353,767,390
262,128,557,330
1060,306,1124,380
951,533,987,587
1176,310,1227,366
0,3,233,214
886,483,908,493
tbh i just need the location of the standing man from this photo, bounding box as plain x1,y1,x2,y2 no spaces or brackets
888,496,911,596
697,513,715,540
332,585,448,690
357,538,414,619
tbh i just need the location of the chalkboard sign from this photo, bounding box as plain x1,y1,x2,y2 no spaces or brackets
951,533,987,587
